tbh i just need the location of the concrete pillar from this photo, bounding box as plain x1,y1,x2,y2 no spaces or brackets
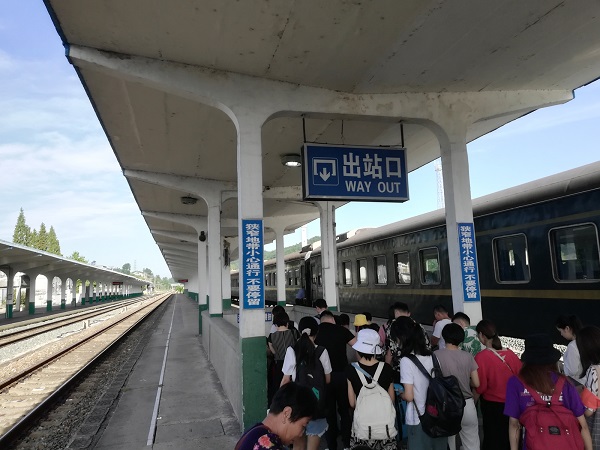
198,238,208,332
273,226,286,307
435,120,483,323
222,253,232,310
317,201,338,311
60,277,67,309
46,276,53,311
208,201,223,318
82,281,88,305
72,278,77,306
237,114,268,428
27,274,39,315
5,266,14,318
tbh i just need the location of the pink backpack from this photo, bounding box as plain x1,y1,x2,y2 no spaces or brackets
519,376,584,450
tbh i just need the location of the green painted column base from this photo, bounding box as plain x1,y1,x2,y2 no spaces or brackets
5,304,13,319
46,301,52,312
81,299,86,305
328,306,338,312
199,304,208,335
222,298,232,310
61,299,66,310
29,303,35,315
241,336,268,429
277,301,286,307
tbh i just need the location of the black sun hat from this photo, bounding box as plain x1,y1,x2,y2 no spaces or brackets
521,333,562,365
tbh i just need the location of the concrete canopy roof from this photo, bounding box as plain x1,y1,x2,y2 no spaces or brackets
0,240,146,285
44,1,600,277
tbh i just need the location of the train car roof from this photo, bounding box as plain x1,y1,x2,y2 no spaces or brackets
333,160,600,250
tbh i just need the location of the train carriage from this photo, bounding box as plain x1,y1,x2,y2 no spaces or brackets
233,161,600,338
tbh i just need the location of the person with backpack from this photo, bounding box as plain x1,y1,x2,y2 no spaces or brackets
396,316,449,450
434,322,480,450
346,328,397,450
504,333,592,450
268,311,301,404
281,316,331,450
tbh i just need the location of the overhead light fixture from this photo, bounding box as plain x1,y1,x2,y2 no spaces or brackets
180,196,198,205
281,154,302,167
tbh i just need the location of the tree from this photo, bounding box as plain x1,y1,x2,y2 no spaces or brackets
12,208,31,245
69,251,88,263
122,263,131,274
37,223,48,252
143,267,153,278
30,229,39,249
47,226,61,255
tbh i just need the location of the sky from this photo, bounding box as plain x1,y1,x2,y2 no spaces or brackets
1,3,599,277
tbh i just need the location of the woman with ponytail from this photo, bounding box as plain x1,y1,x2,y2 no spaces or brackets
281,316,331,450
474,319,522,450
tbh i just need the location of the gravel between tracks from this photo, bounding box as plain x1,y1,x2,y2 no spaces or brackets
5,299,169,450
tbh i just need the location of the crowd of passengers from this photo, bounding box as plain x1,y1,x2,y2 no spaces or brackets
236,301,600,450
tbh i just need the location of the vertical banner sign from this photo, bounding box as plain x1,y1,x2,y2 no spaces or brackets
242,219,264,309
458,223,481,302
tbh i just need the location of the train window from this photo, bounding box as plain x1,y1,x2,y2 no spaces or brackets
374,255,387,284
265,274,269,286
342,261,353,285
295,269,300,286
357,258,368,285
419,248,440,285
287,271,293,286
317,264,322,286
493,234,530,283
550,224,600,282
394,252,411,284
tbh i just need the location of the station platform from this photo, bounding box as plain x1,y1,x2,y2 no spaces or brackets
87,294,240,449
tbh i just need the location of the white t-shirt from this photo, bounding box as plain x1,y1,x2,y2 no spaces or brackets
564,339,584,382
400,354,434,425
432,318,452,349
282,345,332,380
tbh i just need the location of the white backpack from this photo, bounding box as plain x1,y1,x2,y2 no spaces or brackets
352,362,398,441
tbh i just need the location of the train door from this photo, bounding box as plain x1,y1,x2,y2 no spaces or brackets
300,262,311,306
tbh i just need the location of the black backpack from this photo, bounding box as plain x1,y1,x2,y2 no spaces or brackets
296,346,327,418
407,354,465,437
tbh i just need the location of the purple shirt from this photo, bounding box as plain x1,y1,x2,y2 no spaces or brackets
504,373,585,419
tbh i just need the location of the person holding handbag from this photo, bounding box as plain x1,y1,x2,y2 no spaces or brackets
474,319,522,450
577,326,600,448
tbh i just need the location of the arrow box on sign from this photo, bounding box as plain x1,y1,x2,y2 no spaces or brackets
302,143,409,202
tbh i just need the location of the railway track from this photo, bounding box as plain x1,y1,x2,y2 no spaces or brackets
0,298,145,349
0,293,171,446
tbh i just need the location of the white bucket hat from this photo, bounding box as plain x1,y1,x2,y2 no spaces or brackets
352,328,383,355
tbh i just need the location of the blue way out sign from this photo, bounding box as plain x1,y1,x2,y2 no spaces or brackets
302,144,408,202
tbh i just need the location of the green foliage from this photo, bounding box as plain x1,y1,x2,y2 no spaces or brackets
263,235,321,260
143,267,153,278
12,208,31,245
30,229,38,248
231,235,321,270
47,226,61,255
69,251,88,263
37,223,48,252
122,263,131,274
